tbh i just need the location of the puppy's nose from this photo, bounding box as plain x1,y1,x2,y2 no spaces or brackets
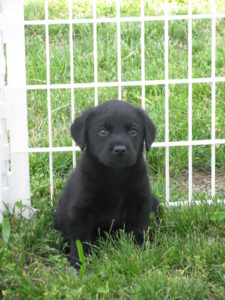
113,145,127,156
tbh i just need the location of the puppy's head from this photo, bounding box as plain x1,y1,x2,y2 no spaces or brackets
71,100,156,169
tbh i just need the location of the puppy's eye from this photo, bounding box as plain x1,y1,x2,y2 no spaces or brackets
128,129,137,136
98,128,109,137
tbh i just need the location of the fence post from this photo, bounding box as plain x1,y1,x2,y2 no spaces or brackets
0,0,10,222
0,0,31,220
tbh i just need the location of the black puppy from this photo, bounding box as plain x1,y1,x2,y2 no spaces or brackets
55,100,159,268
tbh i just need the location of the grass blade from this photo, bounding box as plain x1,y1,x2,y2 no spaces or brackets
76,239,86,279
2,217,11,243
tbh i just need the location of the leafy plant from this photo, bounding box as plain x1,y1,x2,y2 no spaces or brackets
211,211,225,222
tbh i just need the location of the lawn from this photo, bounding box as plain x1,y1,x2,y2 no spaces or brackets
1,199,225,299
1,0,225,298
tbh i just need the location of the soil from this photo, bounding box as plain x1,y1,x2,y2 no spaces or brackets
177,168,225,194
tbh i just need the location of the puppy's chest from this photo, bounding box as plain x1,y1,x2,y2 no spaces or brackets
91,192,127,226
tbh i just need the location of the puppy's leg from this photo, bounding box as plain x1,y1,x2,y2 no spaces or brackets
125,214,148,245
68,212,95,268
125,199,155,245
132,214,149,245
130,196,160,245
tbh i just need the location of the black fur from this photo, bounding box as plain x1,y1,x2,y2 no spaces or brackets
55,100,159,268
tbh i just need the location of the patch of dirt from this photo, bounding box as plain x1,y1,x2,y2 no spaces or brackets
177,169,225,194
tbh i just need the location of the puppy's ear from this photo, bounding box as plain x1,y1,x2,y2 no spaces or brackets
140,109,157,151
70,108,93,151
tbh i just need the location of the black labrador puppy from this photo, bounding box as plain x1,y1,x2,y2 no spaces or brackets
55,100,159,268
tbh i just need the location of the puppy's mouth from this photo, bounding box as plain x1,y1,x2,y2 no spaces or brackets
102,156,136,169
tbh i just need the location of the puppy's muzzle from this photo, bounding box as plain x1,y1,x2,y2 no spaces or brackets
112,145,127,156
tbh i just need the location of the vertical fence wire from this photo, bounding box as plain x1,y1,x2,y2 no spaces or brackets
141,0,145,110
117,0,122,100
69,0,76,168
188,0,193,203
211,0,216,197
164,0,170,204
45,0,54,200
93,0,98,106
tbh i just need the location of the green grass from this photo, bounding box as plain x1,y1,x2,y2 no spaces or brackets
1,1,225,298
1,200,225,299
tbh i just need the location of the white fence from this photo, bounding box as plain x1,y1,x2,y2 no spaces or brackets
0,0,31,222
0,0,225,221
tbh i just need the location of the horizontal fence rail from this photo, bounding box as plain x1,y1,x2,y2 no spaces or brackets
23,13,225,25
25,77,225,90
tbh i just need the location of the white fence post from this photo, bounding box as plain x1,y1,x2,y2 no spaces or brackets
0,0,31,221
0,0,11,223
